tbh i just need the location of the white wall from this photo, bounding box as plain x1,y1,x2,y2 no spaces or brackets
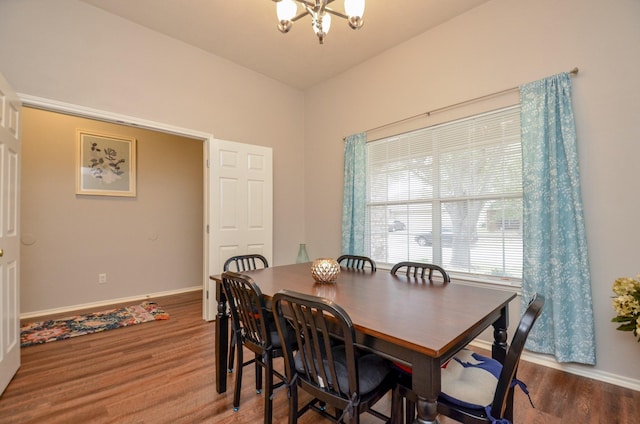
303,0,640,385
0,0,307,271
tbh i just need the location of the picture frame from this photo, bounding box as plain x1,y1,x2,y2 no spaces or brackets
76,129,137,197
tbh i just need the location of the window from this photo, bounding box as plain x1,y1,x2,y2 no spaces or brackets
366,106,522,283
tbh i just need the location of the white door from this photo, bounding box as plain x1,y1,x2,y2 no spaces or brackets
205,139,272,320
0,72,21,395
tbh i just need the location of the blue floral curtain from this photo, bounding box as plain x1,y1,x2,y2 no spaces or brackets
520,73,596,365
341,132,367,255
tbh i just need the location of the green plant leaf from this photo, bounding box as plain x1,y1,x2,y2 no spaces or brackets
616,323,636,332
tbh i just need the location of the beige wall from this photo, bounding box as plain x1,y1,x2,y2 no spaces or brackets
2,0,639,385
0,0,307,273
21,107,203,312
303,0,640,382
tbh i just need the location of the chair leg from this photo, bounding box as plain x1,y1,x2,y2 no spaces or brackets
233,342,243,412
405,397,415,424
228,332,236,373
391,386,402,424
289,385,298,424
255,353,263,394
263,354,274,424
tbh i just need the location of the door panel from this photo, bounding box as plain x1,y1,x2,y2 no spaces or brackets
0,72,21,395
206,139,272,320
247,180,265,228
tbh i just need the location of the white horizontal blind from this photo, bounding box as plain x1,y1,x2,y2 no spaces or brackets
366,106,523,281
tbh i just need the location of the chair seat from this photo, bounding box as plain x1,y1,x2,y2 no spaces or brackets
439,349,501,409
266,317,297,349
294,345,392,396
395,349,502,409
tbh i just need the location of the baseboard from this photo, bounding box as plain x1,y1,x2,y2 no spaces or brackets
471,339,640,392
20,286,202,320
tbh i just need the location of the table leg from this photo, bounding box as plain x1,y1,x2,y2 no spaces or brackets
415,398,440,424
412,357,440,424
492,304,512,418
492,304,509,364
214,280,229,394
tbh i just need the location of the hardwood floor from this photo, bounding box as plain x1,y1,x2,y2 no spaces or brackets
0,290,637,423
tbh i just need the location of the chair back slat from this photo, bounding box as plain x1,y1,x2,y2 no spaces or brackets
337,254,377,271
224,254,269,272
221,271,271,351
390,261,450,283
274,290,358,402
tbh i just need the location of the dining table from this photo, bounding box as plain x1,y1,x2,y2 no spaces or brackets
210,262,516,424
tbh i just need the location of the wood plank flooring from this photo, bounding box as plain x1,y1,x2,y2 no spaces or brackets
0,290,637,423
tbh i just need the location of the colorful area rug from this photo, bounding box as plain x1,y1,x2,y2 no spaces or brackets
20,301,170,347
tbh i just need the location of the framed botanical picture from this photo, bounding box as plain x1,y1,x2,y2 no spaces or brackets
76,129,137,197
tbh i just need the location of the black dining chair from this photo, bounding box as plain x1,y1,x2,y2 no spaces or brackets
224,253,269,273
272,289,397,424
395,294,545,424
390,261,450,283
221,271,289,424
223,254,269,373
337,254,377,271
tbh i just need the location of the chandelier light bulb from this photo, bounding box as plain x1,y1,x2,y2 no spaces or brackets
274,0,365,42
344,0,365,18
276,0,296,33
312,12,331,34
312,12,331,44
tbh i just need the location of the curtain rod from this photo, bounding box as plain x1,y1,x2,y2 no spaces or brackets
344,67,579,141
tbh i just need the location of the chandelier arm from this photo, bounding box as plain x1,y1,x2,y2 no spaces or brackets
294,0,318,7
294,0,335,9
286,0,346,20
290,10,311,22
315,0,326,16
324,8,349,20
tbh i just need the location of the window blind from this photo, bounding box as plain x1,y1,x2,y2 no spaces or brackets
366,106,523,282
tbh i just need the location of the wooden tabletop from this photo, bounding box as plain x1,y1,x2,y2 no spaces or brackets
222,262,516,360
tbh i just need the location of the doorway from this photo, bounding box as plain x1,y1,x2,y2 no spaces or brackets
20,95,213,319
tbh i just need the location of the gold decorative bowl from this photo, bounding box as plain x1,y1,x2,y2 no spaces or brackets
311,258,341,283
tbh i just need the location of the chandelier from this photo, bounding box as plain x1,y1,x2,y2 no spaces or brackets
273,0,365,44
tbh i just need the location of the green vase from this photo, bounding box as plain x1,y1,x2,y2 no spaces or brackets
296,243,309,263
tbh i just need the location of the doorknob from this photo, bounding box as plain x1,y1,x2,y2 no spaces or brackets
0,249,3,257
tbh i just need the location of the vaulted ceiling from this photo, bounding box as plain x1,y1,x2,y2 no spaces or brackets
79,0,491,90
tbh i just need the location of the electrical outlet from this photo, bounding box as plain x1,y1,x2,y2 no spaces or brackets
98,273,107,284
